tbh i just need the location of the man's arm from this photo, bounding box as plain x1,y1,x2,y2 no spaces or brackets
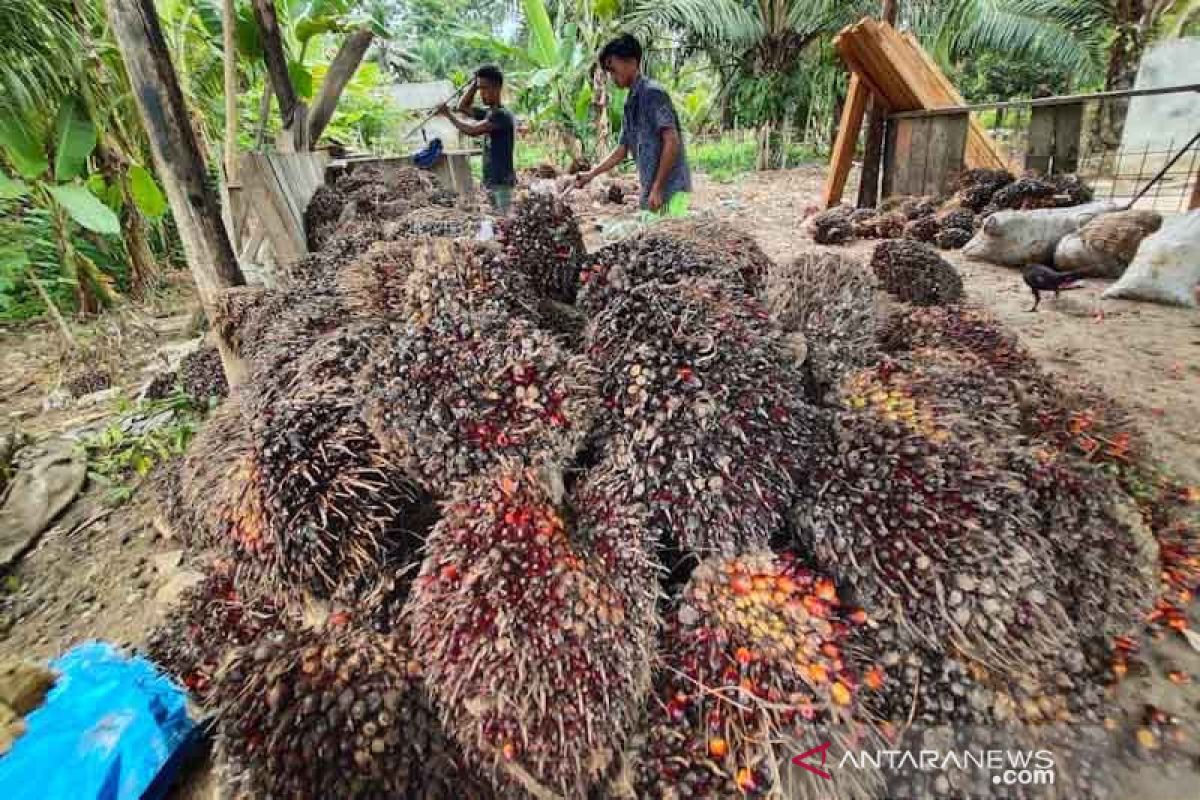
577,144,628,186
457,81,477,114
646,89,683,211
647,129,680,211
437,104,493,137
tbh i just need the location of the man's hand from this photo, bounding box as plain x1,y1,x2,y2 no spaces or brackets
575,170,594,189
648,185,665,212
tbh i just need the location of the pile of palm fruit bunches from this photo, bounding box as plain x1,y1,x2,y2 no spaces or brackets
147,162,1199,799
811,168,1094,247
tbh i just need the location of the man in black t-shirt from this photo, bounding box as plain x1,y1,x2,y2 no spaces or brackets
437,65,516,214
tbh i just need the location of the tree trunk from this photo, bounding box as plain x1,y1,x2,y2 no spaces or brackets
857,0,898,209
1099,1,1148,147
591,64,609,155
249,0,307,151
307,26,375,146
104,0,247,386
223,0,239,179
256,77,273,149
95,138,160,298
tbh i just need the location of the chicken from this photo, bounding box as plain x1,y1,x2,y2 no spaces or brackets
1022,263,1085,311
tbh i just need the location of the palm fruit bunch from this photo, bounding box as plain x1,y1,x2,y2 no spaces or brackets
897,195,939,220
178,345,229,401
584,278,822,555
951,167,1014,211
764,252,877,400
1049,173,1094,206
141,368,178,401
227,288,346,375
144,561,283,704
810,204,855,244
984,175,1058,214
171,394,253,547
605,181,626,204
304,183,347,251
364,312,596,497
212,621,491,800
334,239,420,319
498,191,586,304
840,347,1157,649
873,211,908,239
935,207,976,234
577,221,769,316
64,366,112,397
532,162,559,179
292,218,396,289
632,551,882,800
374,237,538,325
1009,446,1157,643
387,206,480,239
849,207,878,237
877,305,1037,382
408,467,658,799
934,226,973,249
792,406,1074,675
870,239,964,306
902,214,940,243
240,325,432,604
650,217,774,291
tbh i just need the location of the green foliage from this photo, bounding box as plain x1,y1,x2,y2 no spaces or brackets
691,135,820,182
129,165,168,219
0,116,50,179
83,392,208,506
47,185,121,235
0,172,26,199
52,95,97,182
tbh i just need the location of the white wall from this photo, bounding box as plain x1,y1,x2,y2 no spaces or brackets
1121,38,1200,153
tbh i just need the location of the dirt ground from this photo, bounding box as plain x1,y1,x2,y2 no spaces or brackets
1,166,1197,797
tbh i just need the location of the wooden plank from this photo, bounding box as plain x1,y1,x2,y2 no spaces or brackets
1026,106,1055,174
241,152,306,266
823,74,871,208
1053,102,1083,173
924,113,969,196
835,18,1006,170
890,118,919,196
882,118,897,198
447,153,474,196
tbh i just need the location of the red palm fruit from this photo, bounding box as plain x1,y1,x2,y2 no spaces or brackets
631,551,882,800
408,466,659,799
363,311,597,498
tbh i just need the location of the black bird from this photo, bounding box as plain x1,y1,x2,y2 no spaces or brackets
1022,263,1085,312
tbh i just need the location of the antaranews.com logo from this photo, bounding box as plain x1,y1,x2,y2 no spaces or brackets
793,740,1056,789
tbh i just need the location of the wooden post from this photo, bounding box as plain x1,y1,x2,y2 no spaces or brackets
250,0,306,151
307,26,375,146
222,0,238,180
822,74,871,208
105,0,247,386
856,0,898,208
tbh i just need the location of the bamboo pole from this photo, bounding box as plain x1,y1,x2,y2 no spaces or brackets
222,0,238,180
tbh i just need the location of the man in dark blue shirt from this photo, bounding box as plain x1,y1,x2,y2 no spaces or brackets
437,65,517,213
576,34,692,215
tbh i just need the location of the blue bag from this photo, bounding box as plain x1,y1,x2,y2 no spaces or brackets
412,137,444,169
0,642,198,800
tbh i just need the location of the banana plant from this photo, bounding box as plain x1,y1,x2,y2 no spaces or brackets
0,94,167,317
458,0,615,159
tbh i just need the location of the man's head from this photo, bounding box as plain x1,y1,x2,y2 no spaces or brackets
475,65,504,106
599,34,641,89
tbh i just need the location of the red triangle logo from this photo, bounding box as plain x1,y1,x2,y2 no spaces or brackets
791,741,833,780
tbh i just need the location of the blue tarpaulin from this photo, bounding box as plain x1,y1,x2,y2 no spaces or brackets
0,642,198,800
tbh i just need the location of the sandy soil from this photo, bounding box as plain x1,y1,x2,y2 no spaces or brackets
1,166,1197,797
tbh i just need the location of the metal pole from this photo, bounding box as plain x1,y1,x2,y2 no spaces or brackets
1126,129,1200,209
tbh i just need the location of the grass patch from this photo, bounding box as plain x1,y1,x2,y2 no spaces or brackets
690,136,823,182
82,391,210,505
